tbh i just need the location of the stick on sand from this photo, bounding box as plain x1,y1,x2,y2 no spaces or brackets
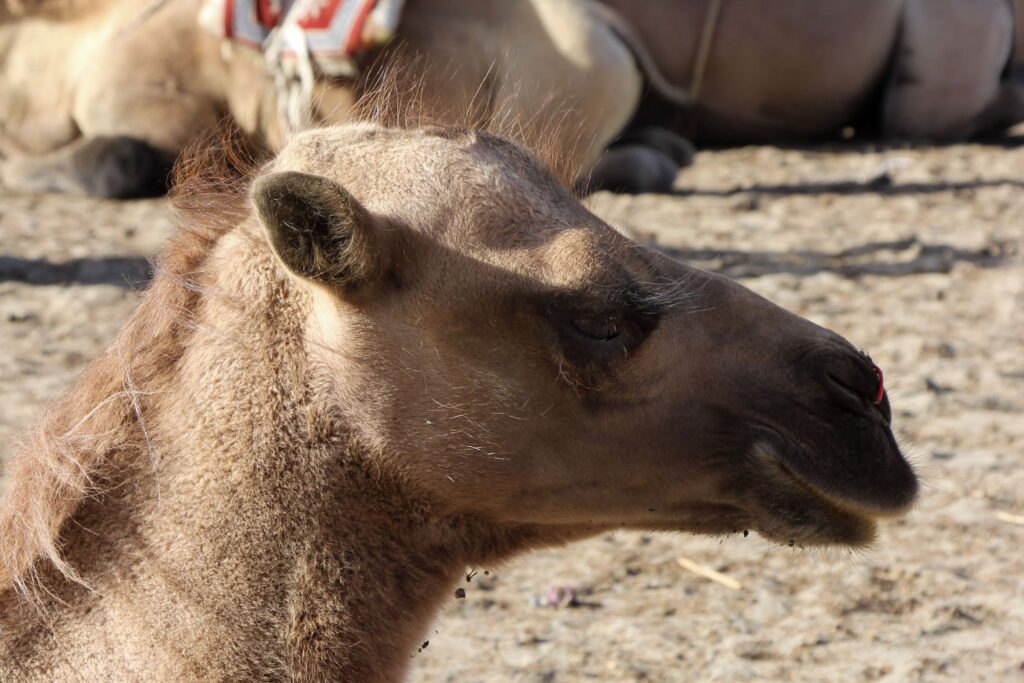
995,511,1024,526
676,557,742,591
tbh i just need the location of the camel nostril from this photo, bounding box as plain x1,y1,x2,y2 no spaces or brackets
871,363,885,405
826,367,893,426
821,351,890,419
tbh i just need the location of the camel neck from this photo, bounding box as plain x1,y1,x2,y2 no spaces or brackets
0,236,468,680
1,402,472,681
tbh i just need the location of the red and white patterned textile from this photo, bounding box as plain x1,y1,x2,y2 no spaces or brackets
199,0,404,132
200,0,404,76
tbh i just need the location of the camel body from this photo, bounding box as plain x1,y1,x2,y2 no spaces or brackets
0,122,917,680
0,0,640,196
600,0,1024,143
3,0,1020,198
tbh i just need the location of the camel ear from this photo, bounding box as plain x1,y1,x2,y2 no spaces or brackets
251,171,383,289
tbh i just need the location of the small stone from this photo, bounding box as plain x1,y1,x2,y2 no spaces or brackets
925,378,953,395
454,588,466,599
6,312,35,323
732,195,761,212
867,171,892,189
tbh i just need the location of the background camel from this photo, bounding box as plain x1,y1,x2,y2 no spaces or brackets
599,0,1024,144
0,123,917,679
0,0,647,198
5,0,1021,200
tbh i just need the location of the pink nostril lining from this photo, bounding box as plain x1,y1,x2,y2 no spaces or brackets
871,363,885,404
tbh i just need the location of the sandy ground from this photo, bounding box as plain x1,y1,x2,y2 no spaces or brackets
1,135,1022,681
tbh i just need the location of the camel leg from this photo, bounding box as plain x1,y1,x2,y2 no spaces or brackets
7,87,220,199
1,135,175,197
1,0,220,198
502,1,705,193
0,80,208,198
587,146,680,195
612,127,696,168
882,0,1015,139
21,0,221,198
587,127,696,194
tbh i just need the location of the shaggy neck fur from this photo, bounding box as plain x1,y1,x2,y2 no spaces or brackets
0,218,538,681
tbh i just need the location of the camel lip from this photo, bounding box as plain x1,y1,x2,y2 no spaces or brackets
753,497,878,548
760,443,915,521
740,440,914,547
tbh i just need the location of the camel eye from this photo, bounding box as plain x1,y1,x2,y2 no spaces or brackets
571,316,622,341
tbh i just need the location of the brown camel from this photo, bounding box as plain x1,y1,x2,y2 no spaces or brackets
599,0,1024,144
0,0,648,197
0,122,917,680
4,0,1022,199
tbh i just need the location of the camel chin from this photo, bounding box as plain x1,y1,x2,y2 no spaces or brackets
742,438,915,548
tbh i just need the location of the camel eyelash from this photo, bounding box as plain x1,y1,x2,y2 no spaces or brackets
549,305,656,375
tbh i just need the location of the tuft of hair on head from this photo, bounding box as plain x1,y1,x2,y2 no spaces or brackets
169,119,271,239
351,46,586,192
0,121,271,600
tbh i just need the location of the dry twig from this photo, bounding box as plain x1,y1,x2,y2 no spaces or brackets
675,557,742,591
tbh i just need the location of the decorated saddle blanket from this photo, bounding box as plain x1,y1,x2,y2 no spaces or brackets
200,0,405,76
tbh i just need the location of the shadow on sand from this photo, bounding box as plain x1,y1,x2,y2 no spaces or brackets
676,177,1024,198
0,255,153,288
655,237,1012,279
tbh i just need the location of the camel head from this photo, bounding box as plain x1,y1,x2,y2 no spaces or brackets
250,123,917,550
